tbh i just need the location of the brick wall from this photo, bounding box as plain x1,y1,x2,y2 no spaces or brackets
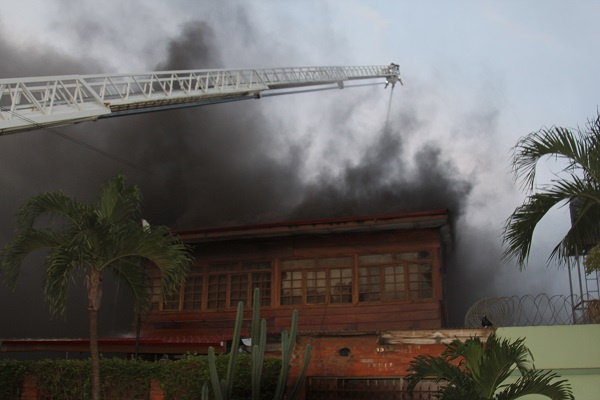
18,339,443,400
20,376,38,400
19,330,488,399
149,380,165,400
287,335,448,400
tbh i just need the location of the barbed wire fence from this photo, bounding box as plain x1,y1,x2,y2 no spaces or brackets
464,293,600,328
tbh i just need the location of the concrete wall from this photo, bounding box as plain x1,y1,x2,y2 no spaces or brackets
497,324,600,400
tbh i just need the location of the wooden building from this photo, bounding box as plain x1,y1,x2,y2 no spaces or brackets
141,209,451,340
140,209,458,399
4,209,468,399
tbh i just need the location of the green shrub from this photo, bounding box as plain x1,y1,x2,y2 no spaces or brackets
28,358,158,400
0,355,282,400
161,354,282,400
0,360,27,400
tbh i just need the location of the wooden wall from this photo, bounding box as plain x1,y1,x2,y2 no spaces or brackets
141,228,446,339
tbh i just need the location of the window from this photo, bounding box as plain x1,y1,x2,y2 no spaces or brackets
149,270,162,311
149,265,203,311
183,276,203,310
307,377,443,400
207,274,227,309
149,261,272,312
162,291,181,311
148,249,435,313
408,263,433,299
281,257,353,306
148,266,180,311
330,268,353,303
280,270,303,305
207,261,272,310
359,252,433,302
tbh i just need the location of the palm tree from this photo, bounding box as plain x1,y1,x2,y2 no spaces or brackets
0,175,192,400
405,334,573,400
502,113,600,268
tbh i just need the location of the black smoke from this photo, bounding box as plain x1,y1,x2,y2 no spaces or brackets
0,13,509,345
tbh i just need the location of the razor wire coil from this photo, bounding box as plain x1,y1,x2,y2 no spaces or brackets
464,293,600,328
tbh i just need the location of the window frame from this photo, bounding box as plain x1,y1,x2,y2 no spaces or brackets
358,252,434,303
280,256,354,307
149,248,437,313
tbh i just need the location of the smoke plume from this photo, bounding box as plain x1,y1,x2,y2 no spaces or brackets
0,9,554,343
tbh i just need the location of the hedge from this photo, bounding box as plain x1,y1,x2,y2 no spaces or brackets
0,355,282,400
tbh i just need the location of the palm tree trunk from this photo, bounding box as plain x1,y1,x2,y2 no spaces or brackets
90,307,101,400
87,268,103,400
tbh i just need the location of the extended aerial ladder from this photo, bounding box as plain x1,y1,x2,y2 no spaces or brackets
0,64,401,135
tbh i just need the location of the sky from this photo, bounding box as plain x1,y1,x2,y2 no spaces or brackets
0,1,598,338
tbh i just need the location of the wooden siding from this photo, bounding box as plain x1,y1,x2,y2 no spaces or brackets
142,300,442,338
141,228,446,339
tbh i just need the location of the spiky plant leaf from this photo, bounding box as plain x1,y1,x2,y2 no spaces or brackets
496,370,574,400
504,113,600,268
0,175,192,400
406,334,572,400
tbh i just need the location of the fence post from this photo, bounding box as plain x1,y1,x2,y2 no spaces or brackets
21,375,38,400
149,380,165,400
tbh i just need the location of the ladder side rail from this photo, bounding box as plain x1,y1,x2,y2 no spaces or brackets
180,73,193,95
153,73,172,97
46,82,57,115
0,84,6,119
10,85,20,114
165,73,175,97
184,73,200,94
1,76,112,112
251,69,268,88
0,65,396,133
55,81,76,110
73,80,86,111
221,70,232,91
17,83,46,115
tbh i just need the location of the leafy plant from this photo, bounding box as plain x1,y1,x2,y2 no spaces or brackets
406,334,573,400
0,356,283,400
204,288,311,400
0,175,193,400
0,360,27,400
503,113,600,268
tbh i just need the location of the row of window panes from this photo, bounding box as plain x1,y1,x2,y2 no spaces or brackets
281,268,353,305
281,256,353,270
151,252,433,310
358,252,431,264
153,272,271,311
358,263,433,302
208,261,271,273
207,272,271,309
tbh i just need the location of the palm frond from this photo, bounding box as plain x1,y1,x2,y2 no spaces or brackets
579,114,600,185
584,243,600,273
405,353,467,393
44,246,85,316
436,376,480,400
94,223,191,310
0,173,191,335
0,229,63,287
502,191,566,267
550,182,600,264
511,126,589,192
16,191,89,229
407,333,571,400
109,258,153,314
96,175,142,223
477,335,533,398
495,370,573,400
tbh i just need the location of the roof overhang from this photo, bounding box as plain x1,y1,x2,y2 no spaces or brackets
0,337,226,355
177,209,450,243
379,328,494,345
